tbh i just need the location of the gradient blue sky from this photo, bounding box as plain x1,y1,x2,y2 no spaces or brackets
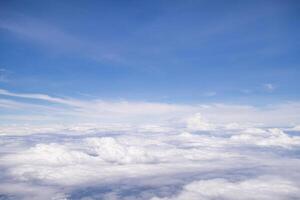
0,0,300,104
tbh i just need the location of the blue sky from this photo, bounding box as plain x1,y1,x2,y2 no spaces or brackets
2,2,300,199
1,0,299,104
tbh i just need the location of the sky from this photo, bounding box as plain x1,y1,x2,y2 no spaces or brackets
0,0,300,104
1,1,300,200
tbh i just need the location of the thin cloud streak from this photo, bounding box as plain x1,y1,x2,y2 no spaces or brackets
1,89,300,134
0,16,121,63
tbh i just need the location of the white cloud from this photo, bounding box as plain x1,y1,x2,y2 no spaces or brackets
1,89,300,198
1,89,300,131
0,88,79,105
230,128,300,148
1,126,299,186
291,125,300,131
151,176,300,200
186,113,215,131
0,125,300,198
223,122,244,130
85,137,156,164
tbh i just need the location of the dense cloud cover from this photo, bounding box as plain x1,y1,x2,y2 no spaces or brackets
0,90,300,199
1,118,300,199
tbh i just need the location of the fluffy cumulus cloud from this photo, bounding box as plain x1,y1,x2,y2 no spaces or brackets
1,124,300,199
1,90,300,199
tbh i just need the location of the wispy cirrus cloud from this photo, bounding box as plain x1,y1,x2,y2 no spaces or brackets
0,89,78,105
1,88,300,135
0,16,122,63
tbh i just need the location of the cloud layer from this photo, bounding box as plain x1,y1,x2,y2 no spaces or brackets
1,123,300,199
0,89,300,199
1,88,300,130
